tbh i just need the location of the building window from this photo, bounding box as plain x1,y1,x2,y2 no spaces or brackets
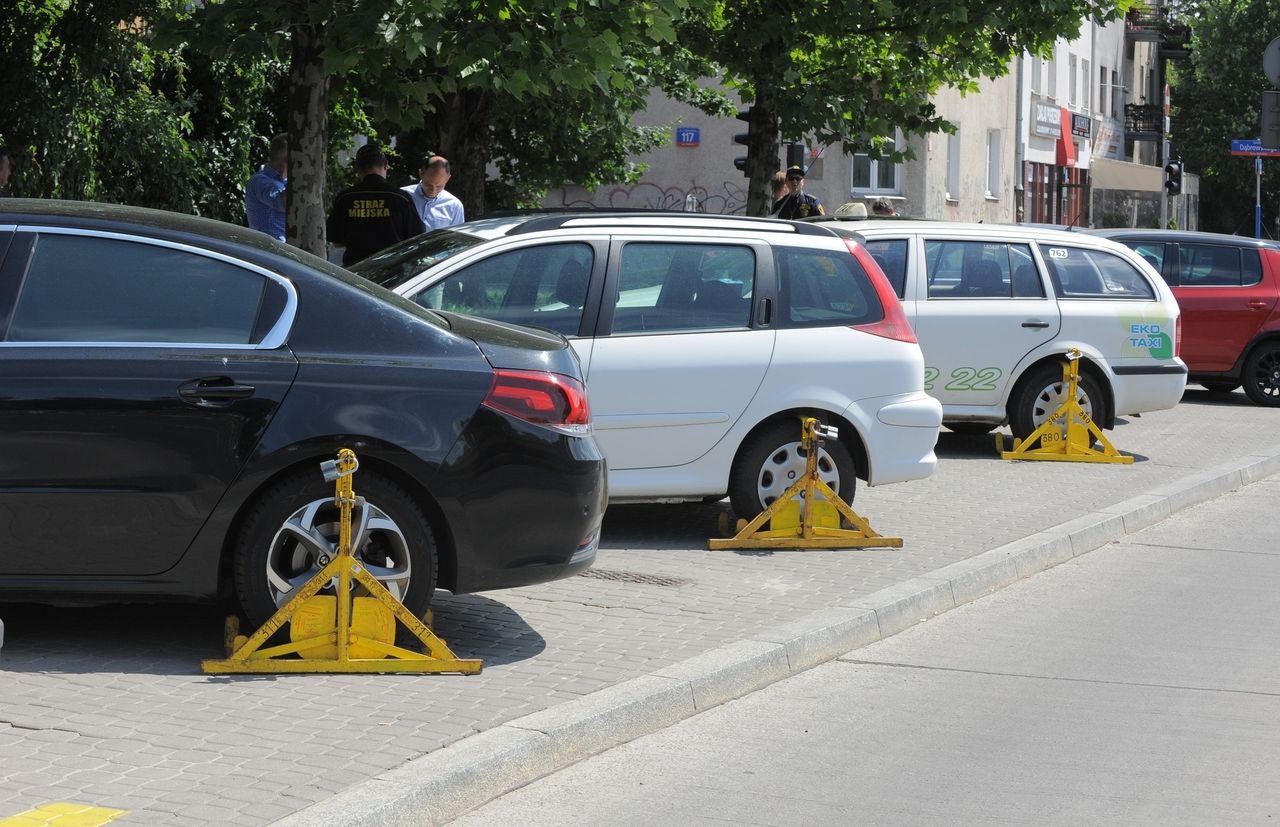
1111,69,1120,118
1099,66,1108,117
946,132,961,200
1082,59,1091,110
985,130,1001,199
850,133,901,193
1048,51,1058,99
1069,54,1078,106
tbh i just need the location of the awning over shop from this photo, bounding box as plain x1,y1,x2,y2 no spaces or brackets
1091,157,1164,192
1055,107,1078,167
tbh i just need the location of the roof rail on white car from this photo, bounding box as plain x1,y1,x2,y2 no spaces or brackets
506,211,835,237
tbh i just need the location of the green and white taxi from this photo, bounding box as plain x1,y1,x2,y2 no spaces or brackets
829,221,1187,439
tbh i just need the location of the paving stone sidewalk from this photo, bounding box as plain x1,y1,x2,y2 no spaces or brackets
0,388,1276,824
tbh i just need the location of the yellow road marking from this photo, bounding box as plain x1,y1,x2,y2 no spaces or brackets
0,803,128,826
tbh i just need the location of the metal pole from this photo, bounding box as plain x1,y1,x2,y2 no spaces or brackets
1257,156,1264,239
1160,83,1170,229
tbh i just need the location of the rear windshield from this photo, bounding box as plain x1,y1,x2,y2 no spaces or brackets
353,228,488,290
775,247,884,327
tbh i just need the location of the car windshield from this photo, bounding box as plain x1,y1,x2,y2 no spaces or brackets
353,228,490,290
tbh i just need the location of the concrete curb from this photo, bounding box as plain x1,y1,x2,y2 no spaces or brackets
272,447,1280,827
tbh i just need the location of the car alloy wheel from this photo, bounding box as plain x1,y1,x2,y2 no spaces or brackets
729,419,856,520
1242,343,1280,407
1010,361,1104,442
265,498,412,608
233,469,437,627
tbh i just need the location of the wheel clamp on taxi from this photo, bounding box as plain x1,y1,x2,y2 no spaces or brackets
202,450,482,675
709,417,903,550
995,350,1134,465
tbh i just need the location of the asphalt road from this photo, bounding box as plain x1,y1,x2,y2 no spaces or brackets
454,471,1280,825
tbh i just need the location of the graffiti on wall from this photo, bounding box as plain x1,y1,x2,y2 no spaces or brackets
552,179,749,215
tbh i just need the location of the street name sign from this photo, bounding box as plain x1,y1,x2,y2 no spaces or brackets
1230,138,1280,157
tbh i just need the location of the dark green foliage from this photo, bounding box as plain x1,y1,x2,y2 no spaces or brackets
1172,0,1280,235
0,1,283,220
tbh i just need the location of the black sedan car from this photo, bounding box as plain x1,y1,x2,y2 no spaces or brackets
0,200,606,625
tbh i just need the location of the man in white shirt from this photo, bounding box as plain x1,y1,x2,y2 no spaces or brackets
401,155,465,230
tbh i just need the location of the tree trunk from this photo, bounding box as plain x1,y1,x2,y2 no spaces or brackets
745,90,782,217
744,40,785,218
435,90,489,219
286,21,330,257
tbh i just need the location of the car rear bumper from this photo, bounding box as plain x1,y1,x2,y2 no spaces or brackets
440,409,608,595
1109,358,1188,416
847,391,943,486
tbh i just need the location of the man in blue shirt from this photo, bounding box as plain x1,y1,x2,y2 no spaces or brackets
401,155,465,230
245,134,288,241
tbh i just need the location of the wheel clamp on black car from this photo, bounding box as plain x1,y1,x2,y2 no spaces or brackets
709,417,903,551
202,450,482,675
995,349,1133,465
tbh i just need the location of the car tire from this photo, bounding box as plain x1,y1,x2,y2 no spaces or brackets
1009,362,1105,442
945,422,996,435
1200,381,1240,394
232,468,438,629
1242,343,1280,407
728,419,856,521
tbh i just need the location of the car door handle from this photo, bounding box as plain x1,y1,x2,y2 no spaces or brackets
178,378,256,402
1248,300,1269,310
1021,319,1051,329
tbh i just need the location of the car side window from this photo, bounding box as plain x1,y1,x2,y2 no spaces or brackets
413,243,593,336
861,238,908,298
1178,244,1259,287
776,247,883,327
609,243,754,334
924,240,1022,299
1041,244,1156,300
1128,242,1168,282
8,234,266,344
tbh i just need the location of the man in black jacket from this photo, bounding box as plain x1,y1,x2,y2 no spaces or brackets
326,144,423,266
775,165,825,220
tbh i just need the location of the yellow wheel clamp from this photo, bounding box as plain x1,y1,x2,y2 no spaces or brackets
996,348,1134,464
710,416,903,551
202,449,482,675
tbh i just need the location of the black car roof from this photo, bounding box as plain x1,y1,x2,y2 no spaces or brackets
0,197,364,276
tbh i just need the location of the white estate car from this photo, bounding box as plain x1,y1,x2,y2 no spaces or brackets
821,220,1187,438
355,213,943,518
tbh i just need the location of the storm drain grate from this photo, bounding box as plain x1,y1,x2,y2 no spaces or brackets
579,568,692,588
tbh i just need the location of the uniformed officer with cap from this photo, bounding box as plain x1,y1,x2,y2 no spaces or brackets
775,164,826,220
326,143,424,266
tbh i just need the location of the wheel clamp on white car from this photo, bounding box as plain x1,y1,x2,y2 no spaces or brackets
994,350,1133,465
709,417,903,550
202,450,483,675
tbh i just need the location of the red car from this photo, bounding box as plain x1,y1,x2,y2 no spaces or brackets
1091,230,1280,406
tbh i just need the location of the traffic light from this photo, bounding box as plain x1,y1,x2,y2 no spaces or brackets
733,107,752,177
1164,161,1182,195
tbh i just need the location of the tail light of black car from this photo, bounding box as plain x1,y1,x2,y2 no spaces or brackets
483,369,592,436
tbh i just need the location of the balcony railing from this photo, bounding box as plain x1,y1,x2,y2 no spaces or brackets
1125,4,1192,53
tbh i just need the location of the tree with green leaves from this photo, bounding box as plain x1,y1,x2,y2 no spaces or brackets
360,0,727,215
1171,0,1280,235
684,0,1127,215
0,0,281,219
168,0,722,253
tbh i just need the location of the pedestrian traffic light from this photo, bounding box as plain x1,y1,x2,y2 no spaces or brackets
1164,161,1182,195
733,106,753,178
